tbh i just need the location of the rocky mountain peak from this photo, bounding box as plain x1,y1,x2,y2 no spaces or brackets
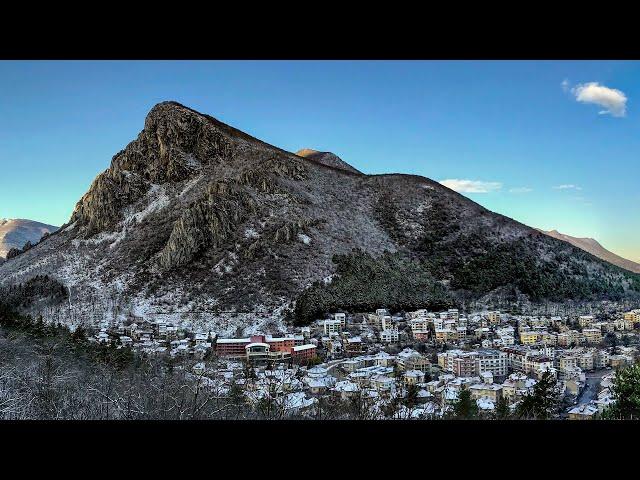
295,148,363,175
2,102,638,335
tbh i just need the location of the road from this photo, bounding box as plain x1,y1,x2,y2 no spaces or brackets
576,369,610,404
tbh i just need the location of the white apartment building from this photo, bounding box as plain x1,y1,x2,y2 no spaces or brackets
476,349,508,377
381,315,394,331
323,319,342,335
410,318,430,336
334,312,347,328
380,328,400,343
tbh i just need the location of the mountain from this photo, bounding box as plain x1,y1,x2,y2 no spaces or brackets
0,218,57,259
295,149,363,175
539,229,640,274
1,101,638,335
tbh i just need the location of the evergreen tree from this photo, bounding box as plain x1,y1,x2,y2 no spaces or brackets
494,394,511,419
515,371,559,419
71,325,87,343
452,386,478,419
602,363,640,419
404,382,419,410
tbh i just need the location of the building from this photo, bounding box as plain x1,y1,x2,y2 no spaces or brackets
469,383,503,403
216,338,252,358
596,350,610,368
568,403,598,420
410,318,431,340
334,312,347,328
524,354,555,378
266,335,297,352
487,311,501,325
291,344,318,364
381,315,395,331
323,319,343,335
380,328,400,344
476,349,508,377
398,348,431,373
623,310,640,324
539,332,558,346
437,349,465,372
435,329,458,343
520,331,541,345
216,334,309,361
610,355,631,369
441,349,507,378
583,328,602,345
578,315,594,328
404,370,425,385
446,309,459,321
245,341,276,363
496,326,515,346
344,336,363,355
453,353,478,377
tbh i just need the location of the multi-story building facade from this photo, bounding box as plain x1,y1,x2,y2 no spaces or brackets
520,331,541,345
583,328,602,345
476,349,508,377
410,318,430,341
578,315,594,328
380,328,399,343
487,311,501,325
323,319,343,335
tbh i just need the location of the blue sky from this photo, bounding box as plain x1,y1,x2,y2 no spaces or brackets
0,60,638,262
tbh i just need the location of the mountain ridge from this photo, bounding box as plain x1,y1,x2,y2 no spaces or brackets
1,101,638,335
538,228,640,274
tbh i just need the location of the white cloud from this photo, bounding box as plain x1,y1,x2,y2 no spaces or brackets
509,187,533,194
553,184,582,191
439,179,502,193
570,82,627,117
561,79,570,92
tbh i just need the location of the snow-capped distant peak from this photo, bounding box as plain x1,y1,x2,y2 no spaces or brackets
0,218,58,258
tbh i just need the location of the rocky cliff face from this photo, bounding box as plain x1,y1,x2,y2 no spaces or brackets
1,102,638,334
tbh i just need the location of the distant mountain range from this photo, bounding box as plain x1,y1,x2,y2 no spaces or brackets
0,218,57,259
1,102,638,334
538,229,640,274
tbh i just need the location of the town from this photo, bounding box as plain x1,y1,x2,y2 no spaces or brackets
85,306,640,419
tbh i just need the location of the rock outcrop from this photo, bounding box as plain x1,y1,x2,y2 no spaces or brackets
296,148,363,175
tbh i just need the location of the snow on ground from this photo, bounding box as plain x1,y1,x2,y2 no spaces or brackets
298,233,311,245
71,185,170,250
184,153,201,169
128,293,288,337
414,200,430,214
125,184,170,225
72,229,126,249
244,227,259,239
179,174,203,198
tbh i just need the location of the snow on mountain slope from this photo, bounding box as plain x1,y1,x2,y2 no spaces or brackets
0,218,58,258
